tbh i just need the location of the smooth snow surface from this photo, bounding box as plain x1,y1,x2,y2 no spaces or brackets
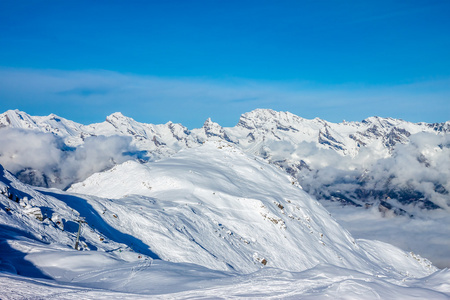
1,264,450,299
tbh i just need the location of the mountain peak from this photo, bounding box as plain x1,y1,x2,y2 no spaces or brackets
203,117,220,128
0,109,36,128
238,109,308,131
105,112,139,127
203,117,213,125
241,109,286,120
202,117,230,140
106,112,127,120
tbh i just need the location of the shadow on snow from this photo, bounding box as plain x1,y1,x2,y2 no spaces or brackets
0,224,52,279
39,190,161,260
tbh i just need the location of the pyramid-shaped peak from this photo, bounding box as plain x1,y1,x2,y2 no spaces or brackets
107,112,127,119
4,109,31,118
0,109,36,128
105,112,138,123
45,113,66,121
5,109,22,114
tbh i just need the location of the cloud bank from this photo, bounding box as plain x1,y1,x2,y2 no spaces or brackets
324,202,450,269
267,132,450,213
0,128,136,189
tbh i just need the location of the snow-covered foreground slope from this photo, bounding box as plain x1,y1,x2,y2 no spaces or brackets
2,264,450,299
1,142,449,298
69,141,435,276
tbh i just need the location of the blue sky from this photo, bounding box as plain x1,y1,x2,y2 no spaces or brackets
0,1,449,128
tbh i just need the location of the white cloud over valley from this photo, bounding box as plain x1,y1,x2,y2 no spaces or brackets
0,128,136,189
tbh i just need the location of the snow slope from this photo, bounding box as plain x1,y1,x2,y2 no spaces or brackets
69,141,435,276
1,264,450,299
1,142,449,298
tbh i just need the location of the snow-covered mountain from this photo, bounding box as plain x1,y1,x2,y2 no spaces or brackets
1,108,449,215
1,142,448,298
68,141,433,274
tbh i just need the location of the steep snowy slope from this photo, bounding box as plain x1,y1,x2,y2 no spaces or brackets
0,164,233,296
69,141,435,277
0,164,142,264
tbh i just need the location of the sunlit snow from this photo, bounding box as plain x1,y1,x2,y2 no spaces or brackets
1,141,449,298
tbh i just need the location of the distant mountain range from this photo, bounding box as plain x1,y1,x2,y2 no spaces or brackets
1,109,449,216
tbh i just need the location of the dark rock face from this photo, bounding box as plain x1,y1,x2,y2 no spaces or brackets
383,128,411,149
318,127,345,151
203,118,233,142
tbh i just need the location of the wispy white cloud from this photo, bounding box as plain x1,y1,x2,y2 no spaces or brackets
279,132,450,211
0,128,136,189
0,68,448,128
